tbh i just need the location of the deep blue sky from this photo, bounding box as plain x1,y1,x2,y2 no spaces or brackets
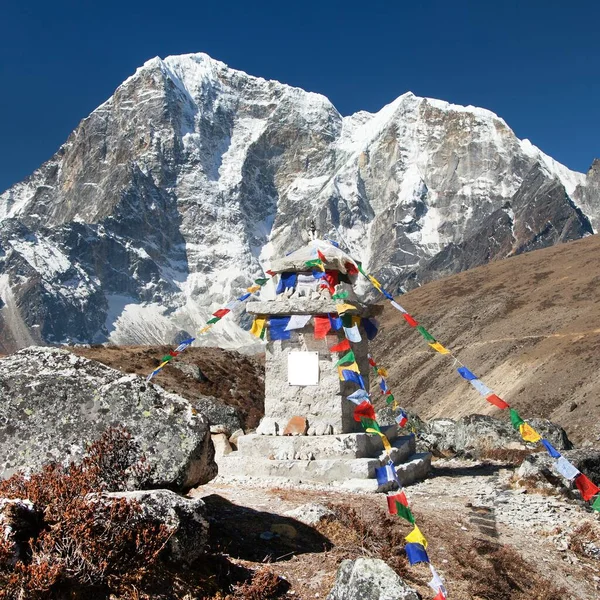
1,0,598,192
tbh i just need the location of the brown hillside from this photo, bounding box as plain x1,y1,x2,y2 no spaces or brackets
371,234,600,446
69,346,265,431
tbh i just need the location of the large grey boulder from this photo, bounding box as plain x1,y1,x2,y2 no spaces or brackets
0,347,217,491
327,558,420,600
101,490,209,565
196,395,242,436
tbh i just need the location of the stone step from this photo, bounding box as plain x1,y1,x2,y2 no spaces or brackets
236,427,404,460
216,451,431,486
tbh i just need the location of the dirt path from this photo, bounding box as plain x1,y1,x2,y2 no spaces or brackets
192,460,600,599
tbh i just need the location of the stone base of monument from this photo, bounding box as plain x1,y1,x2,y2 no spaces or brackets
215,426,432,492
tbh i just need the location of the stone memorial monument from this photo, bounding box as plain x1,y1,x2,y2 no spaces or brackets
217,240,431,491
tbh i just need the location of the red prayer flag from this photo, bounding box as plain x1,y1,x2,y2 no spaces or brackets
486,393,510,410
330,339,351,353
575,473,600,501
368,357,377,368
433,592,446,600
168,350,179,357
266,269,275,276
212,308,230,319
320,269,339,294
317,250,327,263
353,400,376,422
344,261,359,276
314,315,332,339
403,313,418,327
386,491,409,514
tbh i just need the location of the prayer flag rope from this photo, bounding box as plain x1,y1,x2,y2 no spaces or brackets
353,259,600,513
329,318,447,598
147,274,274,381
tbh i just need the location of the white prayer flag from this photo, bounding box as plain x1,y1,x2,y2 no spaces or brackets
285,314,312,331
343,325,362,343
470,379,493,396
554,456,580,480
428,564,446,595
390,300,407,313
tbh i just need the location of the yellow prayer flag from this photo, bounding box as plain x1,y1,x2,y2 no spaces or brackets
429,342,450,355
158,360,170,369
250,315,267,338
377,367,389,377
198,325,212,334
246,284,261,293
366,428,392,454
344,362,361,373
368,275,382,290
405,525,428,548
519,423,542,443
336,303,357,315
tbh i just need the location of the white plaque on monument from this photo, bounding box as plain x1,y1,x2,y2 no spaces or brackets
288,351,319,386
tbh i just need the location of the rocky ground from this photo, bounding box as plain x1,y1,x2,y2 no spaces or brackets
195,457,600,599
371,234,600,447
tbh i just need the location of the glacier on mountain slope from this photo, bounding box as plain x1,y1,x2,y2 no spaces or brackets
0,52,596,351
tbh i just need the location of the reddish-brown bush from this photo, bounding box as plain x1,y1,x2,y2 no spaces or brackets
0,427,171,600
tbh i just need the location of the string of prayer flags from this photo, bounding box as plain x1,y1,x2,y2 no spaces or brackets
519,422,542,443
330,339,351,353
403,313,419,327
405,543,430,566
250,315,267,339
361,317,379,340
285,314,311,331
365,427,392,454
269,316,292,341
335,350,355,366
574,473,600,501
541,439,561,459
486,394,510,410
387,491,409,514
276,272,297,294
405,525,428,549
554,456,580,480
343,324,362,343
314,315,332,339
509,409,525,430
429,342,450,354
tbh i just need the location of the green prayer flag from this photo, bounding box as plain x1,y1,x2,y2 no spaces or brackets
305,259,323,268
341,313,353,328
592,494,600,512
509,408,525,430
161,355,173,363
260,326,266,340
332,290,349,300
386,394,395,405
206,317,220,324
254,278,268,285
396,501,415,524
416,325,436,343
357,264,367,276
335,350,355,366
360,418,381,433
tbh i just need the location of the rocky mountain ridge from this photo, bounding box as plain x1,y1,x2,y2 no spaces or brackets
0,52,598,351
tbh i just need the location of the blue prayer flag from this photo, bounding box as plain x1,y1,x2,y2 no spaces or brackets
269,316,292,340
347,389,370,402
542,439,561,459
276,272,297,295
329,314,343,331
379,379,388,393
405,543,430,565
382,289,394,300
361,318,378,340
238,292,252,301
375,463,397,486
457,367,477,381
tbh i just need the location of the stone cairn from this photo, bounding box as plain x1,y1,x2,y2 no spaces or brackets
217,240,431,491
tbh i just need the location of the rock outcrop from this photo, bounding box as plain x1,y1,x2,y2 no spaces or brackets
0,52,598,351
327,558,420,600
0,347,217,491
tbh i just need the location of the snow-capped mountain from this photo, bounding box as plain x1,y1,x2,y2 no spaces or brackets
0,53,597,352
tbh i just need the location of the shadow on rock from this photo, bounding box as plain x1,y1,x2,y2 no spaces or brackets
432,462,512,478
203,494,332,562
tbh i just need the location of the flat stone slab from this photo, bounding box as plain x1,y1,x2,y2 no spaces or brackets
246,299,383,316
235,430,411,461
